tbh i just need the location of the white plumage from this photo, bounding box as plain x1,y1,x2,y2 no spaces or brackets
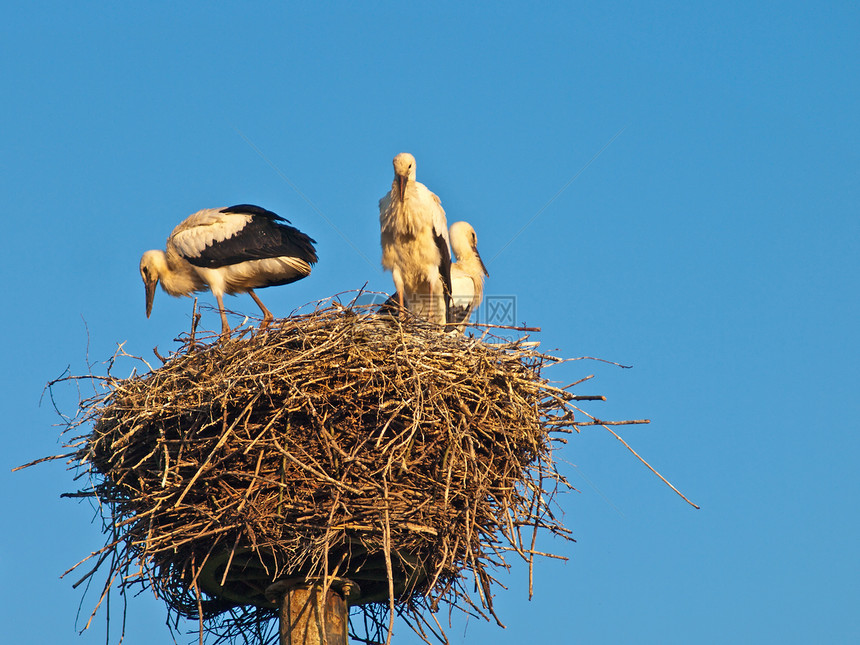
139,204,317,334
379,152,452,325
449,221,489,330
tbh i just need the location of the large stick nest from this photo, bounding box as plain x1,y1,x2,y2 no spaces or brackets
34,298,631,644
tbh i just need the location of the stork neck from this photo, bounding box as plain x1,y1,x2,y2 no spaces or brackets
160,248,204,296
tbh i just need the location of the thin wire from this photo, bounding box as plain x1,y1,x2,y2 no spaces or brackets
487,125,628,265
233,127,380,271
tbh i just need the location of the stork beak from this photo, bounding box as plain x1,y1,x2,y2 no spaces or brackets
145,279,157,318
398,175,407,201
475,246,489,277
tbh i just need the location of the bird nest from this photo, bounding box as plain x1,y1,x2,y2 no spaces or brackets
27,297,652,644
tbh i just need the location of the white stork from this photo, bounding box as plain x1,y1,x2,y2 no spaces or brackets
448,221,489,330
139,204,317,334
379,152,452,325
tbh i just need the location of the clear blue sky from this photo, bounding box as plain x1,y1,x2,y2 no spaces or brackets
3,2,858,643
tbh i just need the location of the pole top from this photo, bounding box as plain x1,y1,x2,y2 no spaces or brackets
265,577,361,605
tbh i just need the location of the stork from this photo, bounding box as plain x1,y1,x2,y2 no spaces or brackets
139,204,317,334
379,152,452,325
449,221,489,330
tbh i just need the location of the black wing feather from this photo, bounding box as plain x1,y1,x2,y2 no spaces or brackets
187,205,318,269
221,204,286,221
450,303,473,325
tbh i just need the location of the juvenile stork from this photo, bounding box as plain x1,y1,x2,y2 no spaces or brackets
449,221,489,330
379,152,452,325
139,204,317,334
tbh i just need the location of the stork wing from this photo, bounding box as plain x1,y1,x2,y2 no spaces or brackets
430,192,451,248
173,205,318,269
430,193,453,322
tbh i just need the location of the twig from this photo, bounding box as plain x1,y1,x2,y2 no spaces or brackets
575,419,650,426
599,423,700,509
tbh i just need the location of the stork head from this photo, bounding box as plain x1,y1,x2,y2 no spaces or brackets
450,221,489,277
392,152,417,201
139,250,164,318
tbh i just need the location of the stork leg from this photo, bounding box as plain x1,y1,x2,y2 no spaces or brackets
427,281,434,323
397,290,406,320
392,269,406,321
428,280,443,326
248,289,274,329
214,292,230,335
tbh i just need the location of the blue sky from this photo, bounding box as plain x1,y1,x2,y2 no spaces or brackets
3,2,859,643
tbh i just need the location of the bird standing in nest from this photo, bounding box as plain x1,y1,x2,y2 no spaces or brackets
139,204,317,334
449,221,489,330
379,152,452,325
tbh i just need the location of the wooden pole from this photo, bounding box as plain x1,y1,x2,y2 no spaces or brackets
266,578,358,645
